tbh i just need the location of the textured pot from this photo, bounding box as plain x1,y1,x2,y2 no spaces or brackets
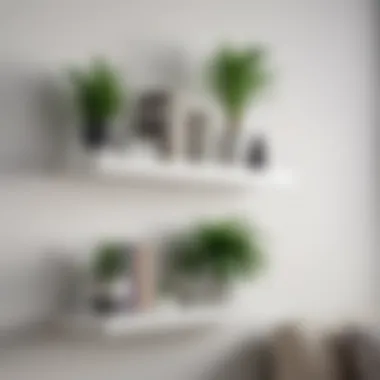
176,272,230,306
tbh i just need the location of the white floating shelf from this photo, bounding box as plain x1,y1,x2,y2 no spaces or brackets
62,306,225,338
75,153,294,190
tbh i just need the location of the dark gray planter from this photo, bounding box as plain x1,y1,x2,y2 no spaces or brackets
82,119,109,150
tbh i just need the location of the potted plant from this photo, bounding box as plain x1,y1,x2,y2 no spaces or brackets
207,46,271,163
91,242,132,314
166,218,265,305
69,58,124,150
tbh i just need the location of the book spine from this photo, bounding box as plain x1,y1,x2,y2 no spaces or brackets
133,244,156,312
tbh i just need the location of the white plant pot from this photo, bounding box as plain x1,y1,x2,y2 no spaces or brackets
92,277,134,314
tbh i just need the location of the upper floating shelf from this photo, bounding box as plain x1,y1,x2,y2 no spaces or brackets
79,154,294,190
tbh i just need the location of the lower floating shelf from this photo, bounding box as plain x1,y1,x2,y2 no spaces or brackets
61,306,226,337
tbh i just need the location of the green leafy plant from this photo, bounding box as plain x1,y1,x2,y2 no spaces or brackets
92,242,129,282
69,58,124,123
207,46,271,126
169,218,264,282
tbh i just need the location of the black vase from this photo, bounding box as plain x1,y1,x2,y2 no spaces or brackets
247,135,269,170
82,119,108,150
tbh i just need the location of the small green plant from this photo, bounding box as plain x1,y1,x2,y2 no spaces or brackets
207,46,271,126
92,242,129,282
69,57,124,124
169,218,264,282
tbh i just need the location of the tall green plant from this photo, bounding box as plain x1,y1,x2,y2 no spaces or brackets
208,46,270,125
69,58,124,123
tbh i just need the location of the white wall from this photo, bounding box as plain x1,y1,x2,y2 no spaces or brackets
0,0,378,333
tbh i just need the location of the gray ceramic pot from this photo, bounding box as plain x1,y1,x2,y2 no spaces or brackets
175,272,231,306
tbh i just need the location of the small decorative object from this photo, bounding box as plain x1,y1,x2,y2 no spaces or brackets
173,92,218,163
91,242,133,314
165,218,265,305
133,90,174,159
184,109,210,162
69,57,124,150
247,134,269,170
207,46,271,163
